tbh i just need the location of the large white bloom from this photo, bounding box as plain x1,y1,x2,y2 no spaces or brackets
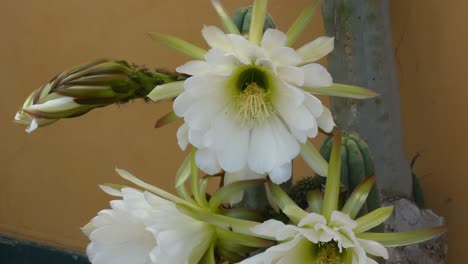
240,211,388,264
174,26,335,184
84,186,214,264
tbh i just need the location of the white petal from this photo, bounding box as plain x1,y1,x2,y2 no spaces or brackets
29,96,73,108
301,63,333,87
25,119,39,133
176,60,211,76
202,25,232,51
330,211,358,229
270,115,301,165
277,65,304,87
261,29,287,52
269,162,292,184
205,48,240,75
248,122,277,174
303,93,324,117
173,92,194,117
213,117,250,172
317,107,335,133
176,124,189,150
184,99,221,130
358,239,389,259
270,47,302,66
298,212,327,227
297,36,335,63
195,148,221,175
228,34,264,64
99,185,123,197
273,80,305,108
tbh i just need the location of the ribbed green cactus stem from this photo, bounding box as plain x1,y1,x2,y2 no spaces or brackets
15,59,185,132
320,132,381,215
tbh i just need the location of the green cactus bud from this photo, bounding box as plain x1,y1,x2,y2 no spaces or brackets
320,132,381,217
15,59,184,133
232,6,276,35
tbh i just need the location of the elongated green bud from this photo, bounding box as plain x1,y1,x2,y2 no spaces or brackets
14,59,184,133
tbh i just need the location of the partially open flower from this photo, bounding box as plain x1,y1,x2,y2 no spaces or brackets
15,59,181,133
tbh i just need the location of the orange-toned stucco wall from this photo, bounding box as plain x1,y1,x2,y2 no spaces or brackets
0,0,465,263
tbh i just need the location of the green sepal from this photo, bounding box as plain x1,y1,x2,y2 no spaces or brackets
211,0,241,34
268,181,307,224
341,175,376,219
302,83,378,99
300,140,329,176
155,111,180,128
148,33,207,60
285,0,319,46
354,206,394,233
357,226,446,247
322,130,342,221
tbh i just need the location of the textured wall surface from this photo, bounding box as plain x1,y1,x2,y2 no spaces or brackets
0,0,464,263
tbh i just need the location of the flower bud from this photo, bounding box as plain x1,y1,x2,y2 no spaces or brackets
15,59,183,133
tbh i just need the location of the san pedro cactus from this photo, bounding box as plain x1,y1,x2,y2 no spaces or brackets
320,132,381,215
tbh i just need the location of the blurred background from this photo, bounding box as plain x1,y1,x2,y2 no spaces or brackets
1,0,466,263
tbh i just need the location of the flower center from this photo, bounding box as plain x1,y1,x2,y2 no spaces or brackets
315,242,342,264
237,82,271,126
231,66,273,127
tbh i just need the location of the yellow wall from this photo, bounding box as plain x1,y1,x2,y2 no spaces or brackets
0,0,464,262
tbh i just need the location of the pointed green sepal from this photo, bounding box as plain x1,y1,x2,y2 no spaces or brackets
300,140,329,176
322,130,342,221
155,111,180,128
175,203,270,239
285,0,319,46
221,208,265,222
354,206,394,233
80,222,95,236
211,0,241,34
297,36,335,64
249,0,268,44
357,226,446,247
302,83,379,99
209,179,265,211
199,243,216,264
307,190,323,214
341,175,376,219
149,33,207,60
217,227,273,248
115,167,190,206
175,154,192,188
147,81,184,102
268,181,307,224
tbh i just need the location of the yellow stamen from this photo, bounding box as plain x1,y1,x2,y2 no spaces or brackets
315,242,342,264
236,82,271,127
